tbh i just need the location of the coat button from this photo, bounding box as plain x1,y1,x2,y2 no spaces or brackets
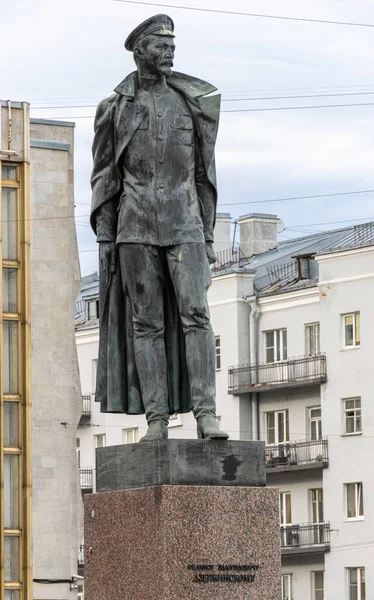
157,111,162,118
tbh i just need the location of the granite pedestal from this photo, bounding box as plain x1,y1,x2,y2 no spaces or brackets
84,440,281,600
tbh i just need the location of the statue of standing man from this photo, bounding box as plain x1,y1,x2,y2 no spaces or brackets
90,14,229,442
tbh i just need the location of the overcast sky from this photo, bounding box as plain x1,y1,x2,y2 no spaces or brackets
2,0,374,274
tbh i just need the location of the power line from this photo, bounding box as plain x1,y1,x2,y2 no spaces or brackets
39,100,374,119
111,0,374,29
218,189,374,208
29,90,374,111
286,216,374,229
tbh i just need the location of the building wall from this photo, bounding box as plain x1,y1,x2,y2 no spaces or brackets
317,247,374,600
30,118,81,599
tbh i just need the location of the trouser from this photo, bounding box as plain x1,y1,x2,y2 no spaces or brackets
118,242,216,423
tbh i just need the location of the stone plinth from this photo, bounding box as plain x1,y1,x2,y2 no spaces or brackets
96,439,266,491
84,485,281,600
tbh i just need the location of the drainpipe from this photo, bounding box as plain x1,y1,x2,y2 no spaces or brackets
246,295,259,441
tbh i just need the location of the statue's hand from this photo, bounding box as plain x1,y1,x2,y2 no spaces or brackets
99,241,117,274
205,241,217,265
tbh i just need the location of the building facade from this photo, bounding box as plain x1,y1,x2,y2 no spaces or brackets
76,214,374,600
1,101,81,600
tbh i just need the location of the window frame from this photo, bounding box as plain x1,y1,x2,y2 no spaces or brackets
305,322,320,356
347,567,365,600
215,335,221,371
264,328,287,363
345,482,364,521
311,570,324,600
343,312,360,349
281,573,292,600
265,409,289,446
343,397,362,436
122,428,139,444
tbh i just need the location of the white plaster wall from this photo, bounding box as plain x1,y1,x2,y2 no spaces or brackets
317,248,374,600
282,556,325,600
30,121,81,599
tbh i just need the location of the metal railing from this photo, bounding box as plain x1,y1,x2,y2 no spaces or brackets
266,439,328,470
228,353,327,393
281,522,330,553
79,468,93,490
81,395,91,417
78,544,84,568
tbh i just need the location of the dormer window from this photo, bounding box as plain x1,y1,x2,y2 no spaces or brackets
87,298,99,321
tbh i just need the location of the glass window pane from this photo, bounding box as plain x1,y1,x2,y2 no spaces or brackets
347,484,355,518
2,187,18,260
3,321,19,393
3,268,18,313
4,402,19,447
2,165,17,180
358,484,364,516
4,455,20,528
282,330,287,360
5,591,20,600
4,536,20,581
355,313,360,345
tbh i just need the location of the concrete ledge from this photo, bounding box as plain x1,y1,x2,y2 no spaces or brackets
96,439,266,492
30,139,70,151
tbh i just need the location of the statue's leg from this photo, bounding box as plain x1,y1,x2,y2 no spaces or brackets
118,244,170,442
166,243,229,440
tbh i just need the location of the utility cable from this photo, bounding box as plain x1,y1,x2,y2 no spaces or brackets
29,90,374,111
218,189,374,207
111,0,374,29
42,100,374,119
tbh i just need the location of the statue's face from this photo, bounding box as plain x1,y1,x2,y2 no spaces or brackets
136,35,175,76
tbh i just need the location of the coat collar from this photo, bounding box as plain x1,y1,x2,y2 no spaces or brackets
114,71,217,100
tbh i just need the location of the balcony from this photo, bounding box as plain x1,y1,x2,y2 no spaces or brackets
266,439,328,473
281,522,330,556
79,468,93,492
228,354,327,394
80,395,91,419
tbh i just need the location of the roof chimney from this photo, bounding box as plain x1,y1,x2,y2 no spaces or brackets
238,213,283,258
214,212,232,253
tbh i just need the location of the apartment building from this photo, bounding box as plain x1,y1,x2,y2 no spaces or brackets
1,101,81,600
76,213,374,600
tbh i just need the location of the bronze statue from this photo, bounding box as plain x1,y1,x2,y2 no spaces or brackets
90,14,228,441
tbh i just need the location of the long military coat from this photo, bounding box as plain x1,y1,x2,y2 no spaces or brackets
90,71,221,414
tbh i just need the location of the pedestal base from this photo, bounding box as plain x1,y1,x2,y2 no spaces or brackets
84,485,281,600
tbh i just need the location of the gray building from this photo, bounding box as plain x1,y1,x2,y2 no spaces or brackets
1,101,81,600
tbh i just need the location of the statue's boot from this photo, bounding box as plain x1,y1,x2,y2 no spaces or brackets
140,420,168,442
134,336,170,443
185,329,229,440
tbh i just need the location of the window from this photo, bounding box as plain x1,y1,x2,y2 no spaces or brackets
343,313,360,348
347,567,365,600
345,483,364,519
311,488,324,523
95,434,106,449
122,428,139,444
92,358,98,396
215,336,221,370
87,298,99,321
265,329,287,363
305,322,320,356
266,410,289,445
344,398,362,435
279,492,292,526
309,407,322,441
76,438,81,468
282,573,292,600
312,571,324,600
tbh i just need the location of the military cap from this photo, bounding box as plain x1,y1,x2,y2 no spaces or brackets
125,14,175,51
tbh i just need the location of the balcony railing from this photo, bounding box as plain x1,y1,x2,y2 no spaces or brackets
266,439,328,472
81,394,91,417
79,468,93,491
281,522,330,555
228,353,327,393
